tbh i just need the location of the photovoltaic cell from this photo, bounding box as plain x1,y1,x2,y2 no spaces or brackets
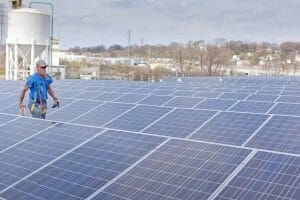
0,118,53,151
218,93,249,100
137,95,173,106
256,90,281,95
105,105,172,132
229,101,274,114
195,98,237,111
171,90,198,97
194,91,222,98
163,96,204,108
246,94,278,102
0,130,165,200
189,112,269,145
92,92,124,101
93,139,251,200
56,90,82,98
152,89,175,95
144,108,216,138
71,102,135,127
0,94,19,108
215,151,300,200
47,100,101,122
0,123,102,192
113,93,148,104
269,103,300,116
246,115,300,154
74,91,103,99
277,95,300,104
0,114,17,126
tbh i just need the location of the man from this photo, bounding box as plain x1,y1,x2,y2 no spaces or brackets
18,59,60,119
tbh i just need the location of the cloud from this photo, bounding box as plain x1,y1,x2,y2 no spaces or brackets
18,0,300,48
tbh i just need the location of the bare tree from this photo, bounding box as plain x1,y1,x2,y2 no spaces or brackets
169,42,186,77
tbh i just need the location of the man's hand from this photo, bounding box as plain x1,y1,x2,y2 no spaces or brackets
19,102,25,110
53,98,60,108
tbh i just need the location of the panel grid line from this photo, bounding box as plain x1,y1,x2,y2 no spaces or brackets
186,111,221,139
0,129,106,194
207,149,258,200
241,115,273,147
86,138,171,200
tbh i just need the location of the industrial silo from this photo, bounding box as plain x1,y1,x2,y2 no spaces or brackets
6,7,50,80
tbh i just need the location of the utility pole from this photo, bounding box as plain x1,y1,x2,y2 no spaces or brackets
127,29,131,65
0,3,7,70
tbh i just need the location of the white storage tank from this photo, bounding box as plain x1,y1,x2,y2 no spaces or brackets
6,8,51,80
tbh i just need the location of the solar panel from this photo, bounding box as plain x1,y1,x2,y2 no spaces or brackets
0,118,53,151
229,101,274,114
91,139,251,200
0,121,103,191
269,102,300,116
143,108,216,138
195,98,237,110
218,93,249,100
0,77,300,200
47,100,102,122
189,112,269,145
71,102,135,126
0,130,165,200
105,105,172,132
163,96,204,108
246,94,278,102
0,114,17,126
171,90,198,97
113,93,148,103
137,95,173,106
194,91,222,98
215,151,300,200
245,115,300,154
92,92,124,101
277,95,300,104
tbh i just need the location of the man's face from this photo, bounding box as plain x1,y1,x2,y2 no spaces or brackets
37,65,47,76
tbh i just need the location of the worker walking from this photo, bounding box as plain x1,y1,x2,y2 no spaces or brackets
18,59,59,119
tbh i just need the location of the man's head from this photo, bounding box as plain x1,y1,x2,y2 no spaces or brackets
36,59,47,76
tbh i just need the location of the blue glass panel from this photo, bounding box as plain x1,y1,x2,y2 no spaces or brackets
163,96,204,108
138,95,173,106
71,102,134,126
219,93,249,100
230,101,274,114
144,108,216,137
92,92,124,101
0,123,102,191
113,93,147,103
105,105,172,132
246,94,278,102
47,100,101,122
269,103,300,116
246,115,300,154
189,112,269,145
195,98,237,110
216,152,300,200
94,139,250,200
0,130,165,200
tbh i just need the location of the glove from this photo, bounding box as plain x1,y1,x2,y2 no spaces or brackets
52,98,60,108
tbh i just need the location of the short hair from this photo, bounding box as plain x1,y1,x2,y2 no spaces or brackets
36,59,47,67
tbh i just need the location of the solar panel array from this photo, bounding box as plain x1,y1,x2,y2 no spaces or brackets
0,76,300,200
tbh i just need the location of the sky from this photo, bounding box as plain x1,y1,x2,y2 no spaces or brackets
2,0,300,49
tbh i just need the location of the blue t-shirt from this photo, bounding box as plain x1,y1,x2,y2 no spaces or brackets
26,73,53,101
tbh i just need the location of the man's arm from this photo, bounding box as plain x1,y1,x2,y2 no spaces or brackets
48,85,59,105
19,85,28,109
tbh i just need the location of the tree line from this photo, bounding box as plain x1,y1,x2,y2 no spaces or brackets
65,40,300,77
